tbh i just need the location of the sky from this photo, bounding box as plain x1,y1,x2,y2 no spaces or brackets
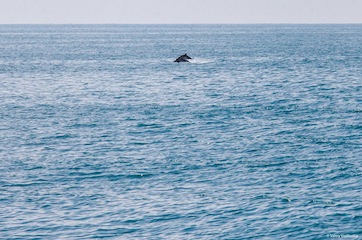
0,0,361,24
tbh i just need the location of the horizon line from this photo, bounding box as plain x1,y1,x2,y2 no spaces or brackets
1,22,362,25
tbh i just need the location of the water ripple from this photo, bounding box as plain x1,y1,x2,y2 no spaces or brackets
1,24,361,239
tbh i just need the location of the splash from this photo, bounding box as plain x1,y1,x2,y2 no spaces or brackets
188,58,214,64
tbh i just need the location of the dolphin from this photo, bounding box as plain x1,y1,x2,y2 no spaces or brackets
174,53,192,63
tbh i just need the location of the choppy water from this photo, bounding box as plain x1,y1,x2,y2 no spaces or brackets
0,24,361,239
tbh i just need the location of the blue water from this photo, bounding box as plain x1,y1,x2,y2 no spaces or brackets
0,24,361,239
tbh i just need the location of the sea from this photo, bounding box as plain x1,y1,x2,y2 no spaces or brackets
0,24,361,239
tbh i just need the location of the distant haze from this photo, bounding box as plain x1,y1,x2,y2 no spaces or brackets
1,0,361,24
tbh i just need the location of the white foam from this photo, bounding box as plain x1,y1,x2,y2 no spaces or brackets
188,58,214,64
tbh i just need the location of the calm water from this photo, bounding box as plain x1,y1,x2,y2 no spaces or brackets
0,24,361,239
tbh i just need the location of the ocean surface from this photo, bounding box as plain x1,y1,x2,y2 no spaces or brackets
0,24,361,239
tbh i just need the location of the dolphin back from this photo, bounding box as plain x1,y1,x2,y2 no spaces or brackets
174,54,192,62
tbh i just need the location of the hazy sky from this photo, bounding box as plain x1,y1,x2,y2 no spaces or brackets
0,0,361,24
